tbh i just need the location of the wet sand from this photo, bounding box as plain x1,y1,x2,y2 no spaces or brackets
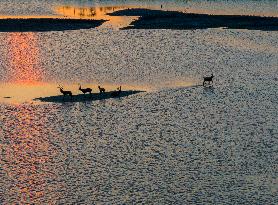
0,18,106,32
109,9,278,31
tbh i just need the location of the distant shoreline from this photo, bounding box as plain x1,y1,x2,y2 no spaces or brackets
0,18,106,32
108,8,278,31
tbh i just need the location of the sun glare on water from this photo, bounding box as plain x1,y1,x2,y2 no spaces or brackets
7,33,42,85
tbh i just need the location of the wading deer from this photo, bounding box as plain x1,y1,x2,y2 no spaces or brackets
98,85,105,94
58,85,73,99
203,74,214,86
79,84,92,95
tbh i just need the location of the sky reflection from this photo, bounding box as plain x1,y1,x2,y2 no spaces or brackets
0,33,50,103
55,5,141,28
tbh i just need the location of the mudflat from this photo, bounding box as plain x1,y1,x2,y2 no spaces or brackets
0,18,106,32
109,8,278,31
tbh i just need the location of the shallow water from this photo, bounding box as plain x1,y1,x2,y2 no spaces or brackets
0,1,278,204
1,27,277,204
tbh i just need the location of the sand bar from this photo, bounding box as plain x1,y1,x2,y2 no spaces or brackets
35,90,145,103
0,18,106,32
109,9,278,31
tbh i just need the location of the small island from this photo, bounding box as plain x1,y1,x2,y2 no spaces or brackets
34,90,145,103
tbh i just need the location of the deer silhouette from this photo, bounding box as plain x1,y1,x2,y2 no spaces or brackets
58,85,73,100
79,84,92,95
98,85,105,94
111,86,122,97
203,74,214,86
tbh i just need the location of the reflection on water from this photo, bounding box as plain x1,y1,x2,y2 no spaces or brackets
0,83,59,104
56,5,128,19
0,33,47,103
1,105,63,204
0,81,199,104
0,83,151,104
55,5,141,28
6,33,43,84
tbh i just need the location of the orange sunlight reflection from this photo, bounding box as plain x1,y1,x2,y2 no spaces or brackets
7,33,42,85
56,5,129,19
55,6,139,28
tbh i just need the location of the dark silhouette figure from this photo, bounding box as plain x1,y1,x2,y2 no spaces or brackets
79,84,92,95
58,85,73,100
98,85,106,94
203,74,214,86
111,86,122,97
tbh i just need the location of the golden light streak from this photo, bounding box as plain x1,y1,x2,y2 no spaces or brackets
7,33,42,85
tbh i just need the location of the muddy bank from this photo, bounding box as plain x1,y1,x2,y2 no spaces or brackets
109,9,278,31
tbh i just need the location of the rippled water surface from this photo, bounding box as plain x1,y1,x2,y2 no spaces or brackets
0,1,278,204
0,0,277,17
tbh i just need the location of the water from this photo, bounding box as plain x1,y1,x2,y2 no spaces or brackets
0,1,278,204
0,0,277,17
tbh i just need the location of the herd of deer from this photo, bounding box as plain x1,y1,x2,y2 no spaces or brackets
57,74,213,99
57,84,122,99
